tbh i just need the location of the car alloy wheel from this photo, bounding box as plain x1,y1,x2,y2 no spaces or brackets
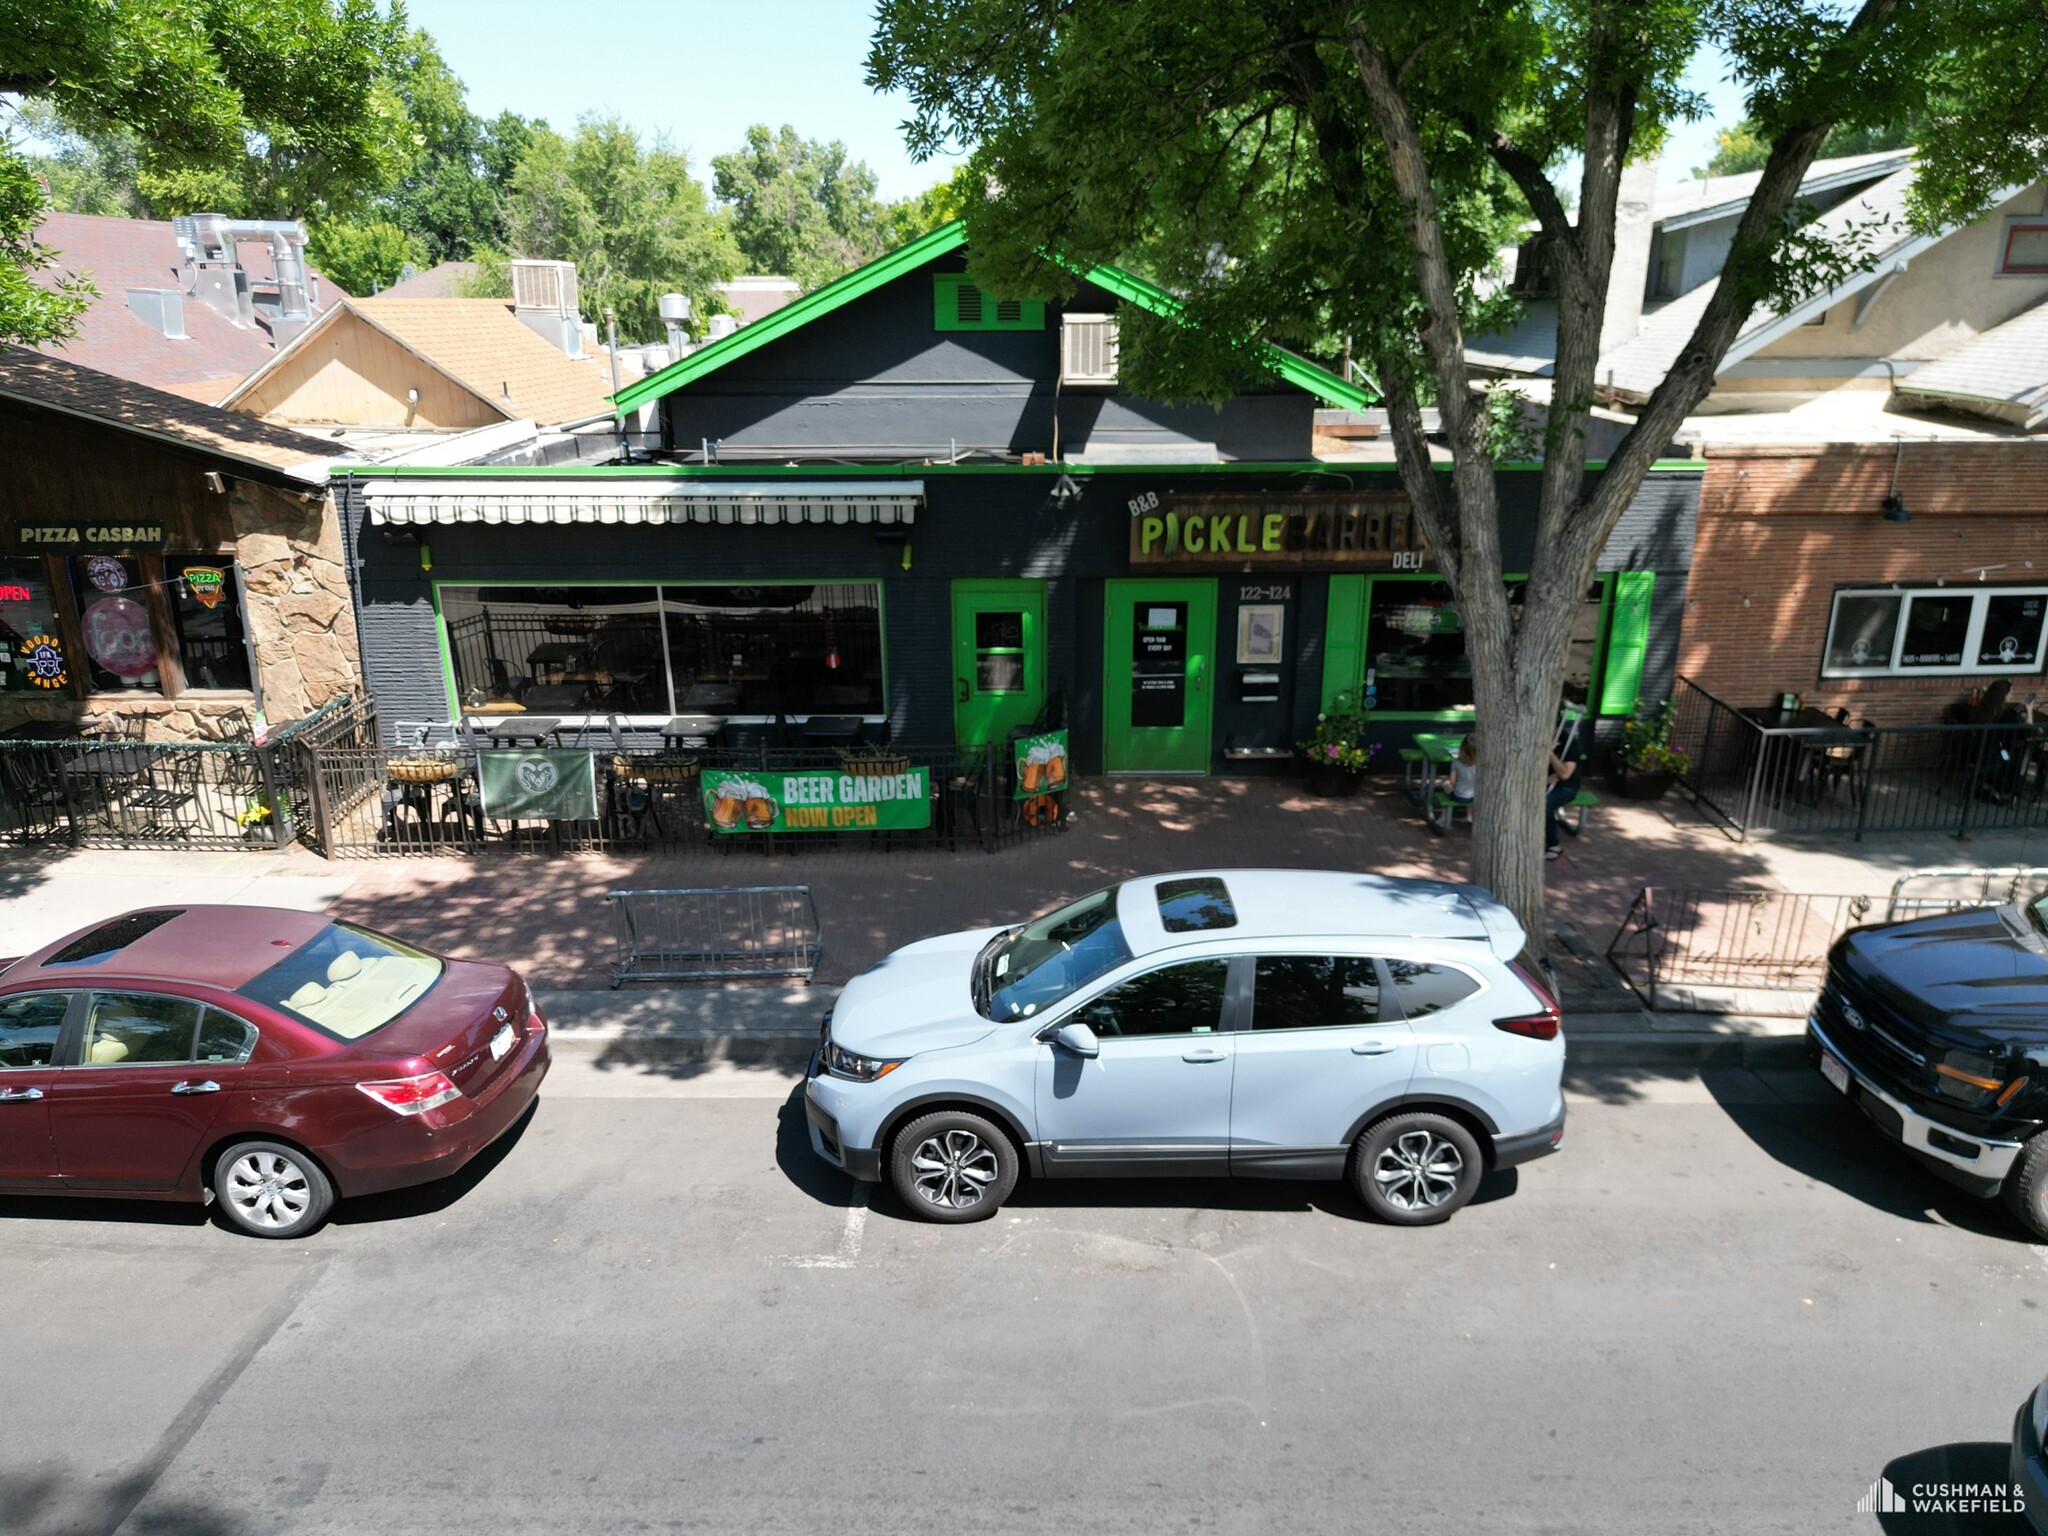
1351,1111,1484,1226
911,1128,1000,1211
1374,1129,1464,1211
213,1139,335,1239
887,1109,1018,1223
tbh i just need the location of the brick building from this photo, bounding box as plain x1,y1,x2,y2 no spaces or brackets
1678,435,2048,723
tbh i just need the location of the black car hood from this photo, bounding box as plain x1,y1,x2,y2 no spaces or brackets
1837,905,2048,1049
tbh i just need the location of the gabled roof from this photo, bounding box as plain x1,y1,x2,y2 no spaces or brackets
1473,163,2034,401
220,296,618,427
30,212,349,396
1651,149,1914,229
1895,300,2048,430
611,221,1376,413
378,261,479,299
0,346,335,484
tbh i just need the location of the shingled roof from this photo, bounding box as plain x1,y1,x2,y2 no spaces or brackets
220,296,618,427
30,212,349,398
0,346,336,484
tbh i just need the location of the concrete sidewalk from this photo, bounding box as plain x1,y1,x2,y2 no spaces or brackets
8,773,2041,1070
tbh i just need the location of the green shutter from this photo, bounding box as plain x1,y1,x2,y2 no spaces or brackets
933,274,1045,331
1599,570,1655,716
1322,574,1368,712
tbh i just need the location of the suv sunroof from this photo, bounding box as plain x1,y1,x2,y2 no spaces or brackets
1156,878,1237,933
44,909,183,966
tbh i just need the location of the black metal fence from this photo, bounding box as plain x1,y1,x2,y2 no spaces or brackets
1668,676,2048,840
298,700,1069,859
0,696,350,852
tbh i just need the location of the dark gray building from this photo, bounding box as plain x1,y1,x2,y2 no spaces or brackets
335,224,1699,774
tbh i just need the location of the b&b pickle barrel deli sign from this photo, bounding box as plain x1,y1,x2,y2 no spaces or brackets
1128,492,1431,570
702,766,931,833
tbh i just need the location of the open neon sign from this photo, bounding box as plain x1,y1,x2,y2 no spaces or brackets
0,583,33,603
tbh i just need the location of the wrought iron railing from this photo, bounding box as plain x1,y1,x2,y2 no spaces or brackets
1668,676,2048,840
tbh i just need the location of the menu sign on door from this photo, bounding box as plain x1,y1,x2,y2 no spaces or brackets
1132,603,1187,728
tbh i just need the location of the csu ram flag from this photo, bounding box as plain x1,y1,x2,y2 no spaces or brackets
478,750,600,820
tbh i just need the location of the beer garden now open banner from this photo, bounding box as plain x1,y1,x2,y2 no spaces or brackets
702,767,931,833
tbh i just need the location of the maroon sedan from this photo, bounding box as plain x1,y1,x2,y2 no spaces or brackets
0,906,549,1238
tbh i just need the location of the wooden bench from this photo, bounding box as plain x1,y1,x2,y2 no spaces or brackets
1429,789,1474,833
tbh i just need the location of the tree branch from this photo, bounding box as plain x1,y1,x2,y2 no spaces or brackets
1483,127,1575,250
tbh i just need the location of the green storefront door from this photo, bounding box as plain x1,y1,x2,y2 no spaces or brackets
1103,579,1216,773
951,579,1047,747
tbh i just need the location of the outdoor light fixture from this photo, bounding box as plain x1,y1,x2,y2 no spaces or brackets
1881,435,1911,522
1049,472,1083,506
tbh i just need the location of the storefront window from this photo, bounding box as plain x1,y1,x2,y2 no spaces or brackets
67,555,160,692
439,583,886,718
169,554,252,691
0,558,71,694
1821,585,2048,678
1364,578,1603,715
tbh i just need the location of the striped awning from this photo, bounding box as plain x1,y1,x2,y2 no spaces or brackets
363,478,922,528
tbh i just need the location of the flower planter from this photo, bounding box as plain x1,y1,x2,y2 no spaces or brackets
1610,763,1677,801
1303,760,1366,797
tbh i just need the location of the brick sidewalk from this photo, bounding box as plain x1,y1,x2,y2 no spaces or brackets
327,775,1803,990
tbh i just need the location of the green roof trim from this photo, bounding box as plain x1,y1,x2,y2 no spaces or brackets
609,220,1378,414
611,223,971,412
1067,257,1377,413
332,458,1706,479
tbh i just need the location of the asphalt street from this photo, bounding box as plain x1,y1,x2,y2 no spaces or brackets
2,1057,2041,1536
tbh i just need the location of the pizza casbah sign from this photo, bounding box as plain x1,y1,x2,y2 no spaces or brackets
1128,492,1431,570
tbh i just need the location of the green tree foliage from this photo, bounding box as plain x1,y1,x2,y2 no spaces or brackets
372,30,538,263
882,165,975,247
12,100,147,217
497,114,740,340
713,124,891,290
0,151,94,344
1704,115,1919,176
0,0,416,219
304,216,423,295
0,0,418,343
870,0,2048,941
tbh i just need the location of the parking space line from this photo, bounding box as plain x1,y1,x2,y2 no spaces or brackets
779,1187,869,1270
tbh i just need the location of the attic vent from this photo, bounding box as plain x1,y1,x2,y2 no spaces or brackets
1060,313,1119,386
933,274,1045,332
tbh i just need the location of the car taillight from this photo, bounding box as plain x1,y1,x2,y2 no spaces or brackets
356,1071,461,1115
1497,961,1563,1041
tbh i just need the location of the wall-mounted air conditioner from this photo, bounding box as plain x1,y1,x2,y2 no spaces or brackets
1061,313,1120,386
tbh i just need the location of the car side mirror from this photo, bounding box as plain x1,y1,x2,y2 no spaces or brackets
1051,1020,1100,1057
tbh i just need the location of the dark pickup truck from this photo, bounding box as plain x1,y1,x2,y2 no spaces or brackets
1808,900,2048,1236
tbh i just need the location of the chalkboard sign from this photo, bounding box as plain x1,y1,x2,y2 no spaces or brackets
1132,602,1187,728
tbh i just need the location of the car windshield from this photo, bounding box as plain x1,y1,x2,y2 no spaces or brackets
239,922,443,1040
2030,894,2048,937
981,886,1132,1021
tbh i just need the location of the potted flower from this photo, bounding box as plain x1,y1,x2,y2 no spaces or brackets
1612,699,1690,800
1300,692,1379,796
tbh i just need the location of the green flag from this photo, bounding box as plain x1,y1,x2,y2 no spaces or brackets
478,750,600,820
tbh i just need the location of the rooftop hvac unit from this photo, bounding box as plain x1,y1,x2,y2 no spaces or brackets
509,259,580,316
1061,314,1119,387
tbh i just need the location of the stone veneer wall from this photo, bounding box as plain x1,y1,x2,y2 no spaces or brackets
0,481,361,743
232,479,362,722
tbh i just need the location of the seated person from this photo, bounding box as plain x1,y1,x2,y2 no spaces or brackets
1441,737,1478,805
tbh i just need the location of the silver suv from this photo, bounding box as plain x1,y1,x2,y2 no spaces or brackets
805,870,1567,1224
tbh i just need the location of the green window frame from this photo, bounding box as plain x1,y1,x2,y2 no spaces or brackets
933,274,1046,332
1321,571,1640,723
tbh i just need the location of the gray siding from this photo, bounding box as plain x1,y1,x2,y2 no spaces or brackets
659,257,1315,463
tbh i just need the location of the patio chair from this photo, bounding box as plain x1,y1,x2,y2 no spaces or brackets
1815,717,1874,803
0,747,69,842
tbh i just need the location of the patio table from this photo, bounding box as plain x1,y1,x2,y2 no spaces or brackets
467,716,561,747
660,715,726,750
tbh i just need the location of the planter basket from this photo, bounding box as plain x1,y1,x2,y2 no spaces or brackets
840,751,910,777
1610,763,1678,801
617,753,699,787
388,755,460,785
